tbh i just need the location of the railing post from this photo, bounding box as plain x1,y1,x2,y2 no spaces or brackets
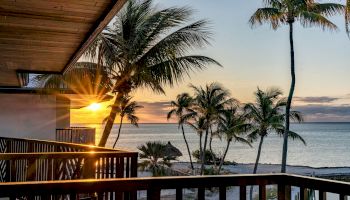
240,186,246,200
299,187,308,200
130,155,137,177
26,142,36,181
197,187,205,200
147,187,161,200
340,194,347,200
83,157,96,179
259,184,266,200
319,190,326,200
278,185,291,200
176,188,183,200
129,155,138,200
219,186,226,200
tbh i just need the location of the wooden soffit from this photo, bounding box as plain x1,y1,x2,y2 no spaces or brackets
0,0,127,87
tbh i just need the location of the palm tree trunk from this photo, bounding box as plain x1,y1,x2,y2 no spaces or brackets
209,126,216,167
253,136,264,174
99,92,123,147
181,125,194,170
112,117,124,148
281,22,295,173
218,140,231,173
199,132,203,160
250,136,264,200
200,128,209,175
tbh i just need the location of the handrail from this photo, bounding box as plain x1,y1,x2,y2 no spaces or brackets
0,174,349,199
0,152,138,159
0,136,132,152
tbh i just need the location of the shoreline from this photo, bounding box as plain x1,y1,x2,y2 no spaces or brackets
171,162,350,178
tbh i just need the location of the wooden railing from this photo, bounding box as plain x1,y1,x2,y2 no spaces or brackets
0,137,138,183
0,173,349,200
0,136,127,153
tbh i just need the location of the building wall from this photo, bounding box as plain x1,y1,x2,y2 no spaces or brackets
0,94,70,140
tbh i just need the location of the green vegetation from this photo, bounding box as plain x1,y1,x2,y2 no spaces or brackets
192,149,219,165
138,141,180,176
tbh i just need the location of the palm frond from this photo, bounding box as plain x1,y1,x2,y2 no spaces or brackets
139,56,221,87
299,11,338,31
249,7,285,30
310,3,344,17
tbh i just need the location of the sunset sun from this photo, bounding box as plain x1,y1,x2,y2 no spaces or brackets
87,103,101,111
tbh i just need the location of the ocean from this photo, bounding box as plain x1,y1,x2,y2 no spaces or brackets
73,122,350,168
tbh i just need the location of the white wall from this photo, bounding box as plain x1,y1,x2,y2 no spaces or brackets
0,94,70,140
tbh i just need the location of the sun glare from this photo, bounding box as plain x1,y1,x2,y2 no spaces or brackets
87,103,101,111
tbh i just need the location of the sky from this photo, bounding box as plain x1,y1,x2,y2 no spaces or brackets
71,0,350,123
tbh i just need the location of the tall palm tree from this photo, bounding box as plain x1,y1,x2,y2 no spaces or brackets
89,0,221,147
189,83,235,175
245,88,305,200
217,107,251,173
250,0,344,172
244,88,305,175
108,95,143,148
167,93,195,170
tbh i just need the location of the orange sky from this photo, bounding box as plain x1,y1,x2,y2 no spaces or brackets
71,98,176,124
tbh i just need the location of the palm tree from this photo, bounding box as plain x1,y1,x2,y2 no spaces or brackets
217,107,251,173
167,93,195,170
90,0,221,147
138,141,172,176
245,88,305,175
245,88,305,200
250,0,344,173
189,83,235,175
186,116,207,170
108,95,143,148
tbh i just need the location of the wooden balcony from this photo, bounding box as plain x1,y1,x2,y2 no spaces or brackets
1,137,350,199
0,136,138,182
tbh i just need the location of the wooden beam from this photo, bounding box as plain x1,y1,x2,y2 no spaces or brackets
63,0,128,73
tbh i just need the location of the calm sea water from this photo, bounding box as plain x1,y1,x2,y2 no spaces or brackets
73,122,350,168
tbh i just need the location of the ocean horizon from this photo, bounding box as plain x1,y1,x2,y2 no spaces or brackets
73,122,350,168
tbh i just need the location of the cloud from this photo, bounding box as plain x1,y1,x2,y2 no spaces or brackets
294,96,340,103
294,104,350,122
137,101,173,123
137,101,350,123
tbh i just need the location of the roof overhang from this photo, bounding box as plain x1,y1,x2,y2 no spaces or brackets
0,0,127,87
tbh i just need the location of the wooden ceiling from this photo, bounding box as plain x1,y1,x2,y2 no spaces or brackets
0,0,127,87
